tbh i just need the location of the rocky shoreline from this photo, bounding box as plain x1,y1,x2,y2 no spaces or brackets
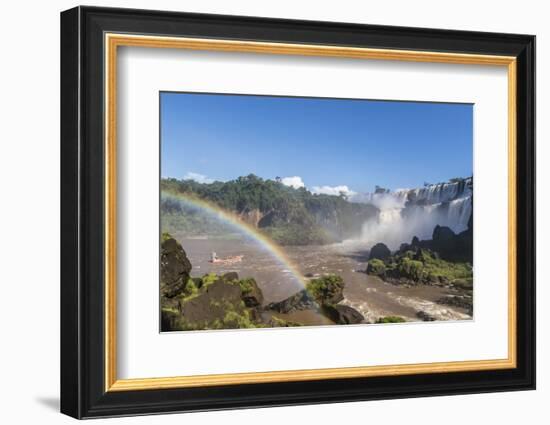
161,232,368,331
364,222,473,318
161,216,474,331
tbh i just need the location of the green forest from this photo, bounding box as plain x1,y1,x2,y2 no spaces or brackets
161,174,379,245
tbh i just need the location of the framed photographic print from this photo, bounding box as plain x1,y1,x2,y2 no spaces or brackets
60,6,535,419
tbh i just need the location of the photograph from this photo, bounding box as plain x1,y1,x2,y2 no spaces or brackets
159,92,474,331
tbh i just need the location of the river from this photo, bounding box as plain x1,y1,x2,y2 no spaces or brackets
174,233,472,325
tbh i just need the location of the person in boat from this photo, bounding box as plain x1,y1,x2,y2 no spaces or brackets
209,251,243,264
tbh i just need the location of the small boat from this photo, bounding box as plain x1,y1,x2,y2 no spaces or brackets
209,252,243,265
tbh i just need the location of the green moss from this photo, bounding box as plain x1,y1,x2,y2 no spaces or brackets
222,310,258,328
161,307,179,315
306,274,344,303
161,232,173,242
369,247,472,285
269,316,302,327
366,258,386,275
176,279,200,302
376,316,406,324
230,277,254,294
201,272,219,287
203,299,262,329
161,308,186,331
452,277,473,290
396,258,424,281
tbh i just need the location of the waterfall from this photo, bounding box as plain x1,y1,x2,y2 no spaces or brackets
447,197,472,232
353,178,472,249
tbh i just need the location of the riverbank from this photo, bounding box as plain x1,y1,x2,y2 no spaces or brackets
162,234,471,330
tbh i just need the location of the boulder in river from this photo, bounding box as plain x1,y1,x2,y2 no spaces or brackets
266,289,318,314
322,304,364,325
239,278,264,307
416,311,436,321
265,274,346,318
307,274,345,305
368,242,391,261
160,233,192,298
221,271,239,282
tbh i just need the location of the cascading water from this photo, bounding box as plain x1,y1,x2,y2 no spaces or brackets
354,178,472,249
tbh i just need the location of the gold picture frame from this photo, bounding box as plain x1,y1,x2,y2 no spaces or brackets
104,33,517,392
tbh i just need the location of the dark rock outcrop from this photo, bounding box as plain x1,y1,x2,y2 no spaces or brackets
436,294,473,315
366,259,386,275
369,243,391,261
266,290,318,314
221,272,239,282
307,274,345,305
160,235,192,298
367,244,472,288
179,280,244,324
240,278,264,307
322,304,364,325
399,220,473,263
416,311,436,321
266,274,346,322
161,309,180,331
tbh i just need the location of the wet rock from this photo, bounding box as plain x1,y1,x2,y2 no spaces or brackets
221,272,239,282
432,225,455,243
180,280,243,324
376,316,406,323
160,235,192,298
416,311,436,321
322,304,364,325
366,258,386,276
413,219,473,263
192,277,204,289
308,275,345,305
161,309,181,332
452,279,473,291
247,307,262,323
266,290,318,314
369,243,391,261
240,278,264,307
436,294,473,315
267,275,346,314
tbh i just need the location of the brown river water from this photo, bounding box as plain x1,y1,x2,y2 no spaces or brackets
174,233,471,325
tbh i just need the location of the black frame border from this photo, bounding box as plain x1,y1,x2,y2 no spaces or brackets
61,6,535,419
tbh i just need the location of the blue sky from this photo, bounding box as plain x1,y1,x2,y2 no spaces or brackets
161,92,472,193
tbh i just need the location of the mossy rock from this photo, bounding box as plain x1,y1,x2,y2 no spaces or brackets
369,242,391,261
306,274,345,305
161,308,183,331
322,304,364,325
268,316,302,327
376,316,406,324
237,278,264,307
452,278,473,290
366,258,386,276
160,234,192,298
221,272,239,282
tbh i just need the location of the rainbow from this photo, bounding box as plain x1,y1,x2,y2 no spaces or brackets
161,191,308,288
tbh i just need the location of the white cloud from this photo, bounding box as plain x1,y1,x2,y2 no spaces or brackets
281,176,305,189
183,171,214,184
311,185,357,197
